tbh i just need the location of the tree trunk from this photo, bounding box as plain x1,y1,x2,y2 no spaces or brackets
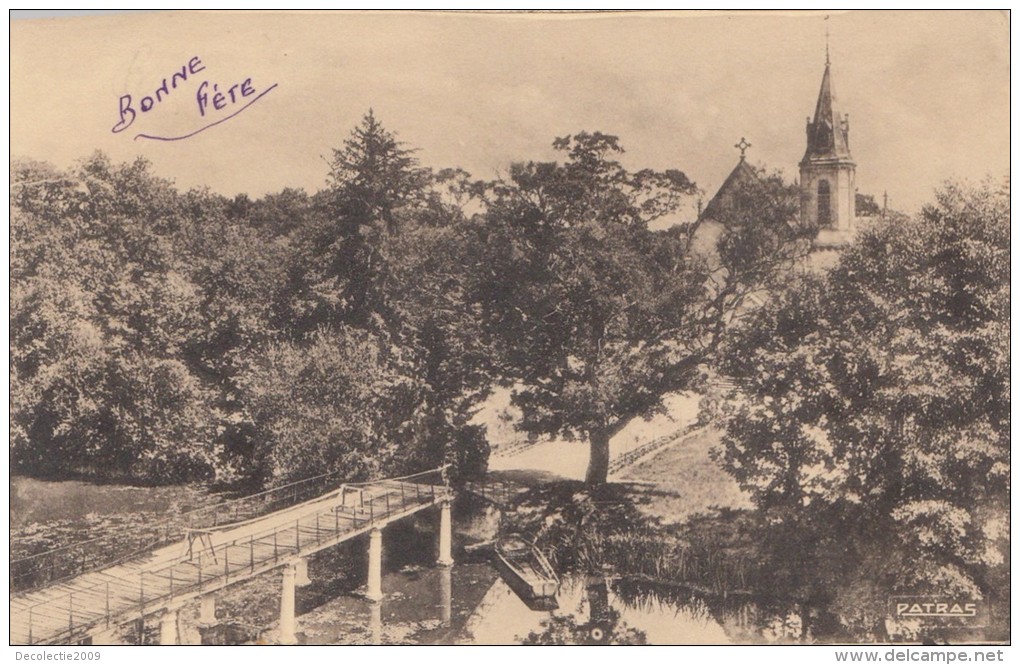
585,428,611,486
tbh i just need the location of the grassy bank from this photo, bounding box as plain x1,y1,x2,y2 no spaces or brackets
499,480,763,598
494,424,762,595
615,426,751,524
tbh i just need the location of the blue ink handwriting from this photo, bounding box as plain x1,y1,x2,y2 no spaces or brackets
111,56,277,142
111,56,205,133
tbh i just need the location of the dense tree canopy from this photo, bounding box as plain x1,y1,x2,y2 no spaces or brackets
717,182,1009,635
470,134,810,484
8,115,878,499
11,155,225,482
10,113,490,485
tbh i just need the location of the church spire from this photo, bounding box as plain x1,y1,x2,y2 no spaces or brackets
799,43,857,241
825,16,831,66
802,55,853,163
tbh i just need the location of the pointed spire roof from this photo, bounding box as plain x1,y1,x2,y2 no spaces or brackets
802,61,853,164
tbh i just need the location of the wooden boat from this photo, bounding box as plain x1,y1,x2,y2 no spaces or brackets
494,535,560,601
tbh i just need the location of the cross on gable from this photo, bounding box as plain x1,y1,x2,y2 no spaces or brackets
734,137,752,161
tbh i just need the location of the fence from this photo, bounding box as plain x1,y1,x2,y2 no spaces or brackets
10,467,440,594
12,468,450,645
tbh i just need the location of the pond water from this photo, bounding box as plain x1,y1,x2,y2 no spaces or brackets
287,563,745,645
251,501,787,645
5,477,822,645
12,476,1003,645
256,501,1002,645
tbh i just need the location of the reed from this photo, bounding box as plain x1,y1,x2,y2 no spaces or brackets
503,481,763,597
563,529,761,596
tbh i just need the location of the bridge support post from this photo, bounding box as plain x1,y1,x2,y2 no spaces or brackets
369,597,383,645
439,564,452,626
159,609,179,645
367,528,383,602
437,501,453,566
279,563,298,644
90,625,124,645
198,595,216,626
295,557,311,587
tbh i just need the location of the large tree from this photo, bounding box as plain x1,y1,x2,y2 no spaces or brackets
283,109,433,333
471,133,808,485
257,112,490,482
11,115,491,485
717,182,1009,636
10,155,224,481
236,328,430,483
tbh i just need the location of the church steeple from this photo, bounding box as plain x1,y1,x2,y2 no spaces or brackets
799,52,857,243
803,60,853,162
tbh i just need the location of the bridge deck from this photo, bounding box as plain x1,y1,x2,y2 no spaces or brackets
11,476,451,645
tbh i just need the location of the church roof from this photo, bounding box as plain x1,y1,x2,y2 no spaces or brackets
801,60,854,164
700,157,760,223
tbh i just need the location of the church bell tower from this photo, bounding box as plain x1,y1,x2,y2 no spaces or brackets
799,50,856,244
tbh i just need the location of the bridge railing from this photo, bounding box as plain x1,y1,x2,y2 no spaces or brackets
462,478,523,507
181,469,350,531
15,467,451,645
607,425,699,476
10,468,351,594
492,436,543,459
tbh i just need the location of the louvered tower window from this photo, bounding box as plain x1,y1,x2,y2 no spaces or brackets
817,180,831,226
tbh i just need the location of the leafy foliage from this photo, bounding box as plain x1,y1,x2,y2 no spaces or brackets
236,329,429,484
520,588,648,645
11,113,491,485
717,182,1009,633
855,192,883,218
11,154,223,482
470,136,809,484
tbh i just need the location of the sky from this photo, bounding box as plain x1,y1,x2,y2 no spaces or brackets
10,10,1010,218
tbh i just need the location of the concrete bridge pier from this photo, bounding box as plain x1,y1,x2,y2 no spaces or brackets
295,557,312,587
279,563,298,645
367,528,383,602
159,608,179,645
90,624,124,646
369,598,382,645
439,564,452,626
438,501,453,567
9,469,452,646
199,595,216,626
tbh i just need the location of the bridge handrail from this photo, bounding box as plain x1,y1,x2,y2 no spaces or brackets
8,465,446,595
16,471,452,644
183,468,450,533
181,466,356,517
343,465,449,487
10,465,447,594
10,468,347,565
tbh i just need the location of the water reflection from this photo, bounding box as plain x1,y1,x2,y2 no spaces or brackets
369,601,381,645
518,578,647,644
287,493,780,645
457,573,736,644
231,495,835,644
296,557,990,645
252,548,806,644
439,566,452,626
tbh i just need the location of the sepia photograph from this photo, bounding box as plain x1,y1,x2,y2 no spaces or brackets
8,9,1010,650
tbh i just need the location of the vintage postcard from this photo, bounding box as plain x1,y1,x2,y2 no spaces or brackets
9,9,1010,651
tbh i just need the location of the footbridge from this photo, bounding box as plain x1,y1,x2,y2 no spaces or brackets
10,468,453,645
